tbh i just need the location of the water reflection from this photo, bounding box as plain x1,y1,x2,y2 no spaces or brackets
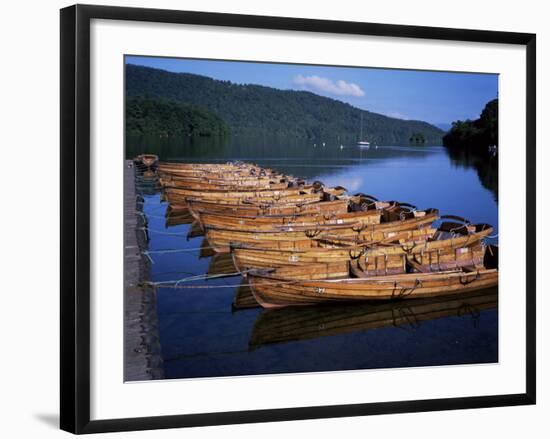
445,146,498,201
249,288,498,350
127,135,436,180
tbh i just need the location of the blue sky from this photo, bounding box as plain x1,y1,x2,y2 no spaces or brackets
126,56,498,127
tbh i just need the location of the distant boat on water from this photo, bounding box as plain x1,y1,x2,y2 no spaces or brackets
357,113,370,147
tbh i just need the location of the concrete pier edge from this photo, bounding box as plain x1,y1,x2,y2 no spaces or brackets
124,160,164,381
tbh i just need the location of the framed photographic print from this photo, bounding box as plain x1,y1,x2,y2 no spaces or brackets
60,4,536,434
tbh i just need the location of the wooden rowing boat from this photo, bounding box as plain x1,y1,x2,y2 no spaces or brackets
205,209,439,253
159,169,271,179
231,220,493,272
248,288,497,347
351,223,493,276
248,260,498,307
351,242,487,277
158,172,290,184
158,161,261,171
210,225,436,254
186,198,350,221
185,194,396,224
198,207,384,232
157,170,288,183
165,185,315,200
157,163,280,179
159,178,292,191
174,192,325,208
233,232,485,273
324,186,348,197
231,238,412,271
163,185,346,204
134,154,159,169
200,198,417,231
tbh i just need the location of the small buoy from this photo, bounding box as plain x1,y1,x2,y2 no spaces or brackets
340,145,344,149
322,142,326,147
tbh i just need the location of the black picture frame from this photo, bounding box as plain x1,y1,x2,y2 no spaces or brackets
60,4,536,434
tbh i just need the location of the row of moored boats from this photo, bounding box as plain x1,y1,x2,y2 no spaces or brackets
135,155,498,308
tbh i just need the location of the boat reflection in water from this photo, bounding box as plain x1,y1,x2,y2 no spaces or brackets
248,287,497,350
135,169,160,196
165,207,194,228
232,280,259,311
208,252,237,276
186,220,205,239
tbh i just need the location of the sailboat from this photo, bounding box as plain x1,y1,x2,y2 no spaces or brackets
357,113,370,147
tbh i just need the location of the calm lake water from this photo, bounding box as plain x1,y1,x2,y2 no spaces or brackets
131,137,498,380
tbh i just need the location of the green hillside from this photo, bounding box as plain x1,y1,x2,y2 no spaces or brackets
126,96,229,138
126,64,444,144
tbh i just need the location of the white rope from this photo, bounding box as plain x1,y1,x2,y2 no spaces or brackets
143,247,208,257
138,227,188,237
134,211,193,223
147,279,295,289
142,247,214,264
148,269,256,287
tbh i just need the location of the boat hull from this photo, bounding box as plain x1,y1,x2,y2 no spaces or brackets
199,209,382,232
249,262,499,307
206,211,438,253
167,191,324,207
134,154,159,170
160,178,291,190
186,199,350,220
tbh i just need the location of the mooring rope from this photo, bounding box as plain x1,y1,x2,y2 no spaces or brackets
143,245,214,255
143,249,201,263
148,270,254,287
137,227,189,237
141,244,218,263
134,210,192,222
147,279,294,289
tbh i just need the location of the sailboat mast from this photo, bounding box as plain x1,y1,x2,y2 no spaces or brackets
360,113,363,140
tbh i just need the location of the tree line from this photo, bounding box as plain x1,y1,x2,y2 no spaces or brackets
443,99,498,151
126,96,229,138
126,64,444,144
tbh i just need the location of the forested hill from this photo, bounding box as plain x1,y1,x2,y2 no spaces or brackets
126,97,230,138
443,99,498,150
126,64,444,144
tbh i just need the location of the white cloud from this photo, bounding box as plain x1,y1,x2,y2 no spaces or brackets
292,75,365,97
384,111,409,120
